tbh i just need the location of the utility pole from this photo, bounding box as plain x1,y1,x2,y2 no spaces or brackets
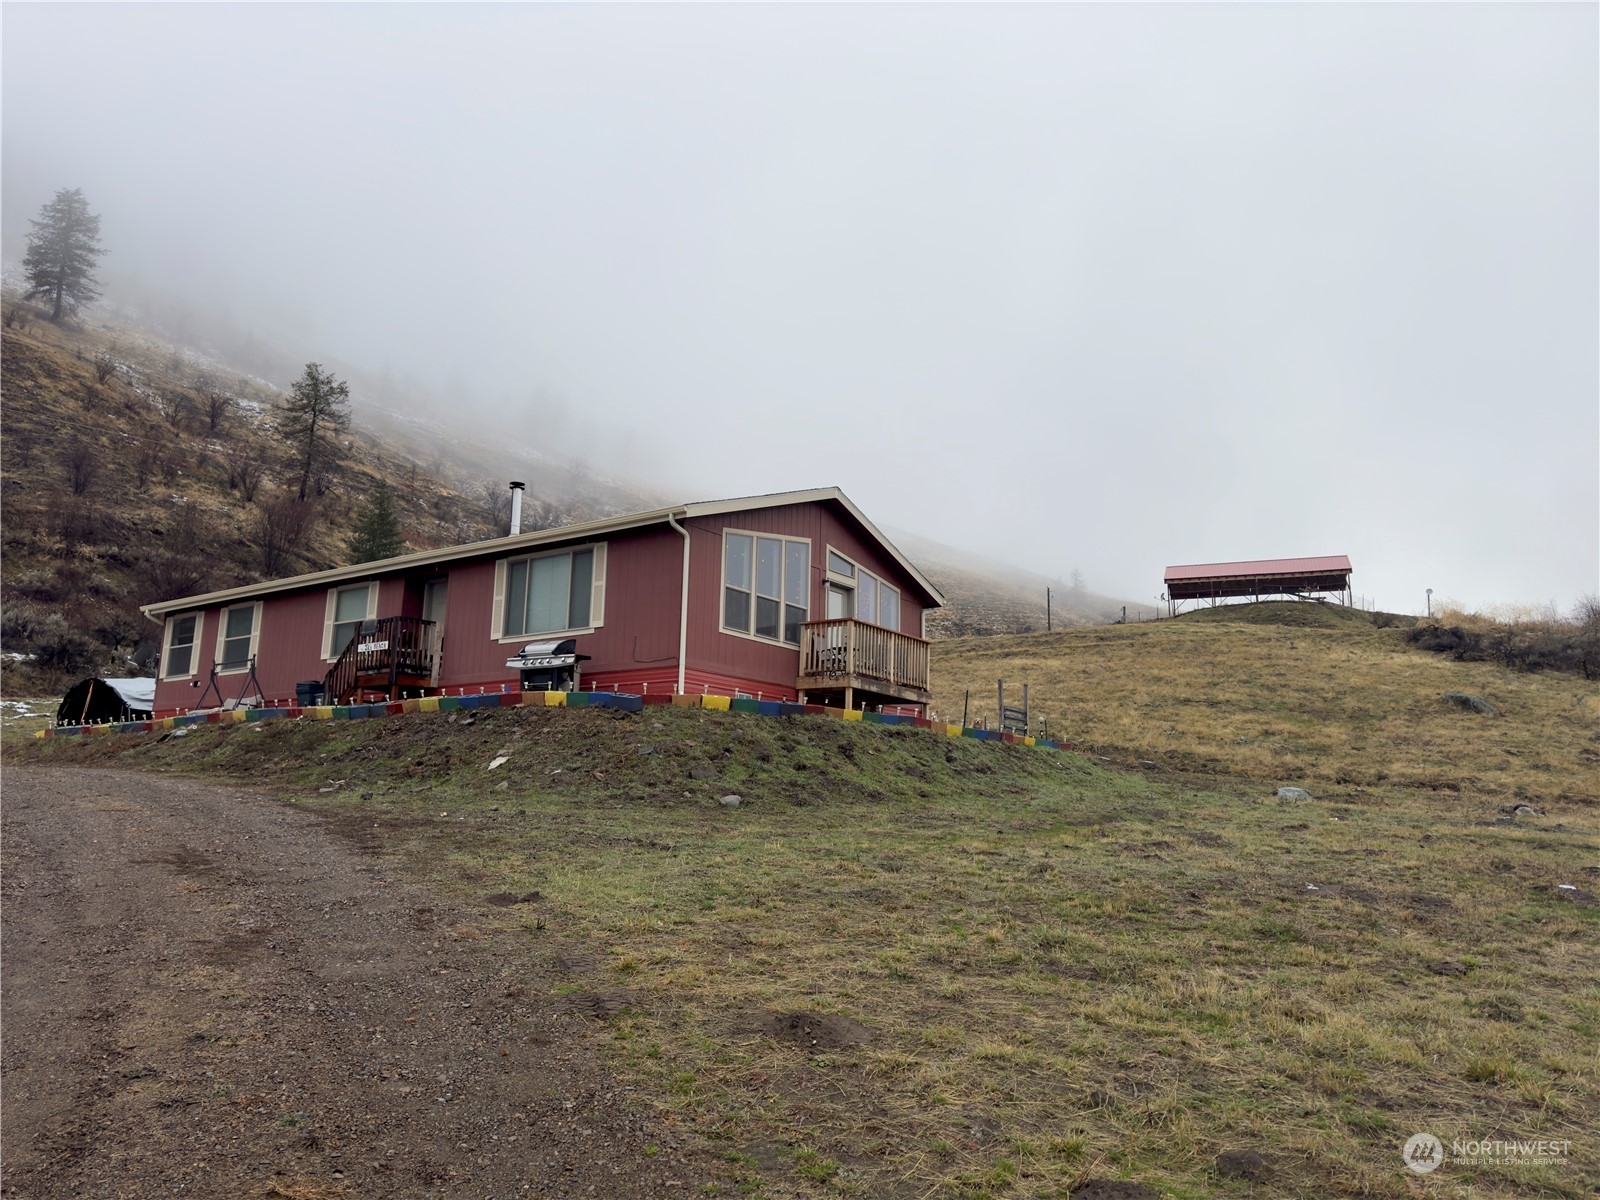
1426,588,1433,618
1046,588,1052,631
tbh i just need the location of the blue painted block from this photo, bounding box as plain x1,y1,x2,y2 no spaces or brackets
779,702,809,717
757,700,783,717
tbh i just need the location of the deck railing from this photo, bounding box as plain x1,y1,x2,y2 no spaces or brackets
799,618,931,693
323,616,438,703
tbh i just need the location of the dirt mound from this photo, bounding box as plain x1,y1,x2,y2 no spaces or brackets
759,1010,874,1051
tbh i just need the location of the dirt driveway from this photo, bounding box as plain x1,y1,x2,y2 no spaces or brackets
2,765,727,1199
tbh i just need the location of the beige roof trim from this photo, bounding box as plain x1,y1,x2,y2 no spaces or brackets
141,486,943,620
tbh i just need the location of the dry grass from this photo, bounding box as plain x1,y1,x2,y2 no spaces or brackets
930,603,1598,804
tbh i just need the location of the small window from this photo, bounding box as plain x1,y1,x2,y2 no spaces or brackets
827,550,855,579
331,585,371,657
723,530,809,646
504,548,595,637
164,614,198,678
219,604,256,671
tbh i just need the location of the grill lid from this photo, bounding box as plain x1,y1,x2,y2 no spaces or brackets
505,638,590,670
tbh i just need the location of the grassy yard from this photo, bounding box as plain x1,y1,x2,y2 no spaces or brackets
18,676,1597,1198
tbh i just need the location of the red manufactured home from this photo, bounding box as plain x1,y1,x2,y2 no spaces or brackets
141,488,944,718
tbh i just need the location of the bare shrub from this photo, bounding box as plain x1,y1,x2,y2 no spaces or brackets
61,440,97,496
227,445,264,501
1576,595,1600,680
1408,603,1596,677
258,490,317,576
3,303,32,331
203,386,233,431
93,347,119,385
55,498,97,550
158,391,194,430
138,549,211,601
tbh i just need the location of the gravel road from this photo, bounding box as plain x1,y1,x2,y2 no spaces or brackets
1,765,727,1199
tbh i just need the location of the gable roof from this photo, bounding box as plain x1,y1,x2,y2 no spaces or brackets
141,486,944,619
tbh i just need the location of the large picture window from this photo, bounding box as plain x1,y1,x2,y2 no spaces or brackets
722,531,809,646
163,613,199,679
503,547,597,637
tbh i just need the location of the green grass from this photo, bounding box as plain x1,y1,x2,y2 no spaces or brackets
17,701,1598,1198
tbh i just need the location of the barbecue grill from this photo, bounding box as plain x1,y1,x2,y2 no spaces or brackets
505,638,590,692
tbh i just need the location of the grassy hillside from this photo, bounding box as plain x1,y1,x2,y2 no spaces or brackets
931,602,1599,805
14,686,1597,1199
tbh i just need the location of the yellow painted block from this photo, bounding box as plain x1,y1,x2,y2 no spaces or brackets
543,691,567,707
230,709,249,723
160,717,176,730
946,724,963,737
34,729,47,739
309,706,335,720
417,697,440,713
702,694,731,712
1025,736,1036,747
401,698,421,714
671,694,701,708
841,709,863,721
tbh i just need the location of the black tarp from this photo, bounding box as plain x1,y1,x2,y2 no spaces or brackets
56,677,155,725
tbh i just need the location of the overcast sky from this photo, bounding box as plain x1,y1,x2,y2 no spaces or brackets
5,3,1595,613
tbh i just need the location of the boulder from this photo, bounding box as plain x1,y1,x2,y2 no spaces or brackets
1442,691,1498,715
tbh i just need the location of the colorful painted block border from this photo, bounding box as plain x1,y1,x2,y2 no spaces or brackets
37,690,1071,753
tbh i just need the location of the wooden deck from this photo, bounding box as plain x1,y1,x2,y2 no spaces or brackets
796,618,931,707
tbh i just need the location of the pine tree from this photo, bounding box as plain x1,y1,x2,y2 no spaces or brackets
347,479,405,563
280,363,351,501
24,188,105,322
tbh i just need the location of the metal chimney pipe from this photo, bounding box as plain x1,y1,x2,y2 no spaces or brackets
508,481,525,536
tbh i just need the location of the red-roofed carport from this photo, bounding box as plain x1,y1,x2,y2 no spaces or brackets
1162,556,1352,615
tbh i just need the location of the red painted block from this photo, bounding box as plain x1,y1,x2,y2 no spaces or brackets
386,701,407,715
803,704,831,716
641,693,675,706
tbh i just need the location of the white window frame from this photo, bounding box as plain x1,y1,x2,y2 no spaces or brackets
160,611,202,681
214,601,263,675
491,542,606,644
824,546,901,632
720,530,811,648
321,582,380,662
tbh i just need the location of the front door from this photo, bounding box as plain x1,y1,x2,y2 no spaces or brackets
422,579,447,682
826,582,854,620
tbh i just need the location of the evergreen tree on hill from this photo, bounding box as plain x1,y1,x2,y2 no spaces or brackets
347,479,405,563
24,188,104,322
281,362,351,501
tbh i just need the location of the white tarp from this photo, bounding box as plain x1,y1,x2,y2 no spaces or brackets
103,678,156,711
